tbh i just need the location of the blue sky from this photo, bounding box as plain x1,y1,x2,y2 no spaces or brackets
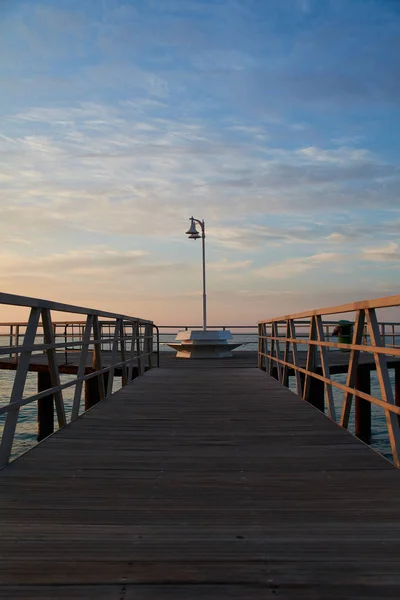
1,0,399,323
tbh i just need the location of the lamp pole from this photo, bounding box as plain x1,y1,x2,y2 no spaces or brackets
185,217,207,331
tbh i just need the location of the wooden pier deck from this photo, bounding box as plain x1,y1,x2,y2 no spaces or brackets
1,359,400,599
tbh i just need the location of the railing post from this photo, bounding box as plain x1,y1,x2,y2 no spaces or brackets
106,319,122,397
340,310,366,428
271,322,281,381
288,320,302,396
282,321,290,387
85,372,109,410
258,323,265,371
365,308,400,466
119,320,128,384
71,315,93,420
0,307,41,468
153,324,160,368
37,370,54,441
145,322,153,370
15,325,20,363
136,322,144,376
9,325,13,358
355,366,371,444
315,315,335,419
42,309,66,428
308,376,325,412
92,316,106,402
395,364,400,427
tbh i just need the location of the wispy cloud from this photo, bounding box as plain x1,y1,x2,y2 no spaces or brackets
254,252,342,280
362,242,400,262
208,258,252,271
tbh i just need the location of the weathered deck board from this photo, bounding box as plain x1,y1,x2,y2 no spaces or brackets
1,362,400,599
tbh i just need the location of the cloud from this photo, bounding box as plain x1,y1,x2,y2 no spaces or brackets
254,252,341,280
362,242,400,262
0,247,149,279
208,258,252,271
326,233,348,243
2,98,399,244
210,223,347,250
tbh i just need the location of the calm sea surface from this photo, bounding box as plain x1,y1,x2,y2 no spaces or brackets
0,333,397,463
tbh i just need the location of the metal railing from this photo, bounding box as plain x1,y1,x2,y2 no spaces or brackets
0,293,157,468
258,294,400,466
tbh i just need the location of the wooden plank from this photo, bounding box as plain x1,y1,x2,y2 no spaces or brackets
1,360,400,598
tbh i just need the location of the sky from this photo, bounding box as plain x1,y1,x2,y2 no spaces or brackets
1,0,400,324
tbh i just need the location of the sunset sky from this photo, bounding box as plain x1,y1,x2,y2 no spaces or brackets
1,0,399,324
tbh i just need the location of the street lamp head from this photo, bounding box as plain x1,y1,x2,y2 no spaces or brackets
185,217,199,237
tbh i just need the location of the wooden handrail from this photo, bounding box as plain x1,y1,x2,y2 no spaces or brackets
258,294,400,467
258,293,400,322
0,293,157,469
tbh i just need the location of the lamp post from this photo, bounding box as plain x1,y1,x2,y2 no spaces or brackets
167,217,240,357
185,216,207,331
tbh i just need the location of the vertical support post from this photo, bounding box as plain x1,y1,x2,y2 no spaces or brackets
9,325,13,358
37,370,54,441
315,315,335,419
340,310,365,428
85,372,109,410
395,364,400,427
92,316,105,402
127,322,135,381
282,321,290,387
15,325,20,363
289,320,302,396
268,324,275,378
272,322,282,382
120,320,128,383
365,308,400,467
154,324,160,368
355,366,371,444
41,309,66,428
309,376,325,412
106,319,121,397
135,322,144,376
144,322,153,371
258,323,265,370
302,317,317,402
0,307,41,467
71,315,93,420
302,316,324,411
